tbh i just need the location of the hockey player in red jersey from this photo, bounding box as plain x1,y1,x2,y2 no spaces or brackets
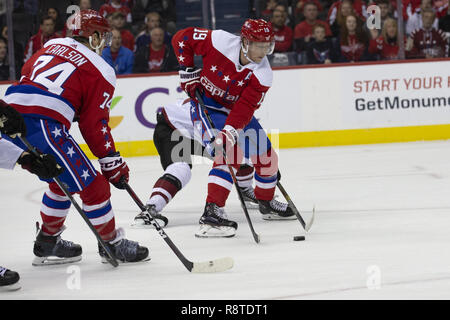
133,19,295,238
2,10,149,264
1,101,63,290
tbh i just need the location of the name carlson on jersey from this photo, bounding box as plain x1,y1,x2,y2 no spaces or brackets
200,76,239,103
45,45,88,67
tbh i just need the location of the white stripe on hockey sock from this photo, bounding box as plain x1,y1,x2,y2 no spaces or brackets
208,175,233,191
89,209,115,226
40,203,70,218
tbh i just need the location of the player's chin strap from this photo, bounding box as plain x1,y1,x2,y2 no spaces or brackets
89,36,105,55
241,41,258,64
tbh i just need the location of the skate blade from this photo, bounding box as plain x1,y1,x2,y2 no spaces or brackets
195,225,236,238
131,216,168,228
100,256,151,264
244,201,259,209
130,218,153,229
32,255,82,266
0,282,21,292
262,214,297,221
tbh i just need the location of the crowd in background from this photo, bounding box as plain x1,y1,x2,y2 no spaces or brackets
0,0,449,80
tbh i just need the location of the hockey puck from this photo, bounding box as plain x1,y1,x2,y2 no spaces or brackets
293,236,305,241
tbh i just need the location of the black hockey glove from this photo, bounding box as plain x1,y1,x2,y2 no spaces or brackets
17,152,64,179
0,101,26,138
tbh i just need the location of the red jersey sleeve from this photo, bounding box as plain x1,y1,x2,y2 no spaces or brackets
78,72,117,159
171,27,213,67
225,75,270,130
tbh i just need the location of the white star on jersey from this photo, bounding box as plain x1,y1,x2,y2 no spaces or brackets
178,55,185,62
67,147,75,157
237,80,244,86
105,141,112,150
210,65,217,72
223,75,230,83
81,170,90,180
101,127,108,135
178,41,185,48
52,127,62,137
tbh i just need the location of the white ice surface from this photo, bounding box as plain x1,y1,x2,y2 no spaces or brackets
1,140,450,300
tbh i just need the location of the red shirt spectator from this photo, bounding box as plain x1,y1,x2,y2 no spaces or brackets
148,46,166,72
294,2,332,39
327,0,367,25
100,0,132,23
109,11,135,51
295,0,324,16
368,18,402,59
295,20,332,38
24,16,59,63
260,0,279,20
339,15,368,62
271,7,293,52
407,8,447,58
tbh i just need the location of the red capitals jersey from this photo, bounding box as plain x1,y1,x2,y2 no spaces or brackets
4,37,117,158
172,27,273,130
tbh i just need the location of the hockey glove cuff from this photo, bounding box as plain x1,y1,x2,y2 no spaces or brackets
99,152,130,189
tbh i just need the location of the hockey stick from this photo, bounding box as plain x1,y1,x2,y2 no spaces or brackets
18,136,119,268
276,178,315,232
124,182,234,273
195,91,260,243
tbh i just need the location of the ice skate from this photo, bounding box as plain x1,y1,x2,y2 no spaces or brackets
132,204,169,228
238,186,259,209
195,202,238,238
258,198,297,220
98,228,150,264
32,224,82,266
0,267,21,291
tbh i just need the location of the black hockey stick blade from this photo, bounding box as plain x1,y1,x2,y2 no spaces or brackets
19,136,119,268
276,180,314,232
124,182,234,273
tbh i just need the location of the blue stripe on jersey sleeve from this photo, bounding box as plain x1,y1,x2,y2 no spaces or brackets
5,84,75,111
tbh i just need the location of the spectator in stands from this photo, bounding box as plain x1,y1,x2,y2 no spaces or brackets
0,38,9,81
435,0,449,19
339,14,369,62
438,2,450,56
367,0,394,39
100,0,133,23
132,0,176,31
368,17,402,60
133,27,178,73
47,7,65,37
271,5,293,52
110,11,135,51
303,24,340,64
23,15,59,63
294,2,332,44
295,0,324,21
328,0,367,28
1,26,24,78
79,0,92,10
135,11,172,52
406,9,447,58
102,28,134,75
406,0,439,35
261,0,280,21
329,0,356,37
438,2,450,32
